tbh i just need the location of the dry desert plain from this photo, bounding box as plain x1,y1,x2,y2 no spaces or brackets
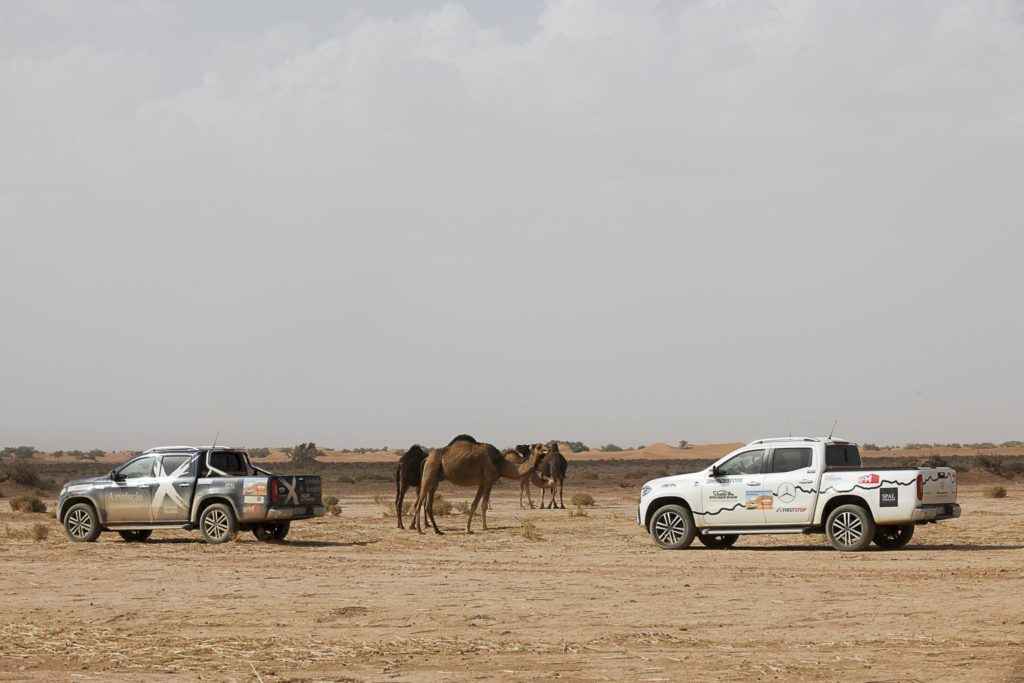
1,451,1023,682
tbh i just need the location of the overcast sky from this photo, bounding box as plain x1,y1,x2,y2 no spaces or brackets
2,1,1023,451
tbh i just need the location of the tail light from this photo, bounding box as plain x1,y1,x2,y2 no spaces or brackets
916,474,923,501
270,478,278,504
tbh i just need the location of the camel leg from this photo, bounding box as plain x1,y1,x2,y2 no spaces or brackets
547,481,556,509
526,480,534,508
425,481,443,535
480,482,493,531
397,480,408,530
540,484,546,509
466,485,485,534
558,477,565,509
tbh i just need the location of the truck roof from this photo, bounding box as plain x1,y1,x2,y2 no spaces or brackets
746,437,856,447
141,446,245,454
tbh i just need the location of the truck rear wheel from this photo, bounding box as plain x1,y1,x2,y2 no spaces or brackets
118,530,152,543
697,533,738,549
199,503,237,544
873,524,914,549
63,503,101,543
649,504,696,549
825,504,874,551
252,522,290,542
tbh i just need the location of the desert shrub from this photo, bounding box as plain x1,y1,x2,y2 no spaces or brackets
1,461,41,487
983,486,1007,499
599,444,624,453
1,446,38,460
520,520,542,541
558,441,589,453
863,443,880,451
678,440,689,449
86,449,105,460
358,473,389,482
336,476,356,484
328,505,342,516
910,455,949,468
30,523,49,541
248,448,271,458
569,506,588,517
432,495,452,517
999,440,1024,448
10,495,46,513
965,442,997,450
323,495,339,508
284,442,322,465
976,455,1010,478
570,493,595,507
454,500,471,514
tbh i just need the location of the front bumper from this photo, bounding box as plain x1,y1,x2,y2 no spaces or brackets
267,505,326,520
912,503,961,522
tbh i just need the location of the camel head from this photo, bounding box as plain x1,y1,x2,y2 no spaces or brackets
514,444,531,458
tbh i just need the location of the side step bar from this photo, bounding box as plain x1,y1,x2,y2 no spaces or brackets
701,526,817,535
104,523,191,530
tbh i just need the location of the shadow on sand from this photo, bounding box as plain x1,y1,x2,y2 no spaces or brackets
727,543,1024,552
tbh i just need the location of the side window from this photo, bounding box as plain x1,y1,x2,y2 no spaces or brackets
717,449,765,477
208,452,247,476
770,448,812,473
159,455,193,477
118,456,156,479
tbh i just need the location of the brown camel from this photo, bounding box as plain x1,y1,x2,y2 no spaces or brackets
393,444,434,530
412,435,550,535
506,444,550,509
539,442,568,509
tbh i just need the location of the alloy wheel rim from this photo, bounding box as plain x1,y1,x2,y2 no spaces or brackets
68,509,92,538
654,511,686,545
832,511,863,546
205,510,228,539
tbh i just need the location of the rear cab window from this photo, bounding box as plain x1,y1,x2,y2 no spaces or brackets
825,444,862,468
207,451,250,476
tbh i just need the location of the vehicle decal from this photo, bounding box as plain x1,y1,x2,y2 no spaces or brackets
277,477,298,505
858,473,880,485
745,491,773,510
777,483,797,503
692,502,747,517
708,490,737,500
775,506,807,513
880,488,898,507
149,458,192,516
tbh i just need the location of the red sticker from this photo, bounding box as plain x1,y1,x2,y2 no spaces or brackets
858,473,880,485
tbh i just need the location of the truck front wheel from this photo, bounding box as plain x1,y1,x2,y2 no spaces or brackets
873,524,914,549
825,504,874,551
649,504,696,549
63,503,101,543
199,503,237,544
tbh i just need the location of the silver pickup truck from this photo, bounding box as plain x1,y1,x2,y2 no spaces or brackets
57,447,324,544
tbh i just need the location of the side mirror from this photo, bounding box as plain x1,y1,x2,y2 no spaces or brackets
111,470,124,481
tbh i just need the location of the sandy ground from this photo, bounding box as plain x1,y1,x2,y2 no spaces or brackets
1,481,1023,682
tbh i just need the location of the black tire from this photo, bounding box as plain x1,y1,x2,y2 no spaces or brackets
63,503,101,543
118,530,152,543
825,504,875,551
252,522,290,542
199,503,237,544
697,533,738,549
873,524,914,549
649,504,697,549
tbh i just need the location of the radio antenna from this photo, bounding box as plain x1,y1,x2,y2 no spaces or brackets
210,430,220,451
788,413,792,438
828,419,838,440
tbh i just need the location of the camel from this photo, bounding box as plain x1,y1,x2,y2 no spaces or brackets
412,435,550,535
393,444,433,530
539,442,568,509
505,444,549,509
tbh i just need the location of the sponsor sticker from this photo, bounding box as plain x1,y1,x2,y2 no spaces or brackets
880,487,898,507
244,496,265,504
776,506,807,513
243,482,268,496
242,504,260,515
709,490,738,500
745,490,773,510
858,473,880,485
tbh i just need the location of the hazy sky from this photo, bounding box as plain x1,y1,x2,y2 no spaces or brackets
2,1,1023,451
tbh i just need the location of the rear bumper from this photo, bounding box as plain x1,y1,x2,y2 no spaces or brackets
267,505,326,521
912,503,961,522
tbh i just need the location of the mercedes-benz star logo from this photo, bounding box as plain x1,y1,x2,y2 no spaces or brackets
777,482,796,503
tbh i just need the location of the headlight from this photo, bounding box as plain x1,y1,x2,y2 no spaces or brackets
641,485,652,497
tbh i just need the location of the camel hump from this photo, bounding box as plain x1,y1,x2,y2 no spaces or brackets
448,434,478,446
405,444,429,459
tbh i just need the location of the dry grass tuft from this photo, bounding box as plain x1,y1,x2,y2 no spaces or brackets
328,505,342,516
569,506,588,517
30,523,49,541
520,520,542,541
323,495,339,508
983,486,1008,499
454,500,471,514
9,495,46,513
432,495,452,517
570,493,595,507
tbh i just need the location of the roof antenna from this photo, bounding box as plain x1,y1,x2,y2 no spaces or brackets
788,413,792,438
210,430,220,451
828,419,838,440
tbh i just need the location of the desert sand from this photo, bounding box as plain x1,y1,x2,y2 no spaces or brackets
1,478,1022,682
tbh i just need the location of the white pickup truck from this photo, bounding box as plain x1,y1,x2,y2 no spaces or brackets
638,437,959,551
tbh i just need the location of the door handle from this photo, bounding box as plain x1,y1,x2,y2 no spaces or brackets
176,482,191,488
798,479,813,484
745,481,761,486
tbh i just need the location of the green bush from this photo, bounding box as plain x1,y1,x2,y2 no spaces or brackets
1,461,41,487
599,444,624,453
10,495,46,513
983,486,1007,499
323,495,339,508
432,495,452,517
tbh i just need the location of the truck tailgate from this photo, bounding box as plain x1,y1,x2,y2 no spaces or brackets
271,475,322,507
920,468,957,505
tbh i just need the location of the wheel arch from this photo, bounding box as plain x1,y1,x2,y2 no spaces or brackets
59,496,99,524
644,496,693,529
192,496,239,524
819,495,873,525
